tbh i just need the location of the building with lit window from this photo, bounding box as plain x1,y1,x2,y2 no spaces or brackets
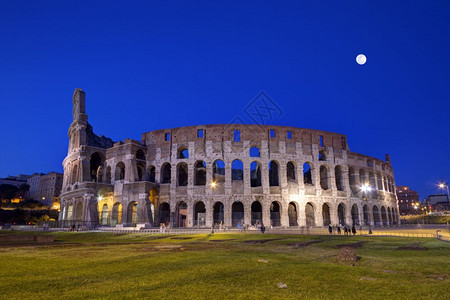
395,186,420,215
27,172,63,206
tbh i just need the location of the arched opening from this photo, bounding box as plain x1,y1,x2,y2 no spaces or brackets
67,204,73,220
381,206,387,225
369,172,376,189
351,204,359,226
322,203,331,226
178,147,189,159
286,162,296,182
337,203,346,226
320,165,329,190
303,162,313,185
213,202,224,225
383,177,388,191
270,201,281,227
231,160,243,181
377,173,383,191
250,161,262,187
161,163,171,184
115,162,125,181
348,167,355,186
177,162,188,186
90,152,104,182
136,149,146,161
212,160,225,183
232,202,244,227
148,165,155,182
127,201,138,226
335,166,344,191
101,204,109,225
177,201,187,227
373,205,380,225
105,166,111,184
269,161,279,186
359,169,366,185
96,166,104,183
288,202,298,227
319,150,327,161
194,161,206,186
71,165,78,184
249,146,260,157
363,205,369,225
305,203,315,227
251,201,262,225
75,202,83,221
159,202,170,226
137,164,145,181
194,201,206,226
111,203,122,226
387,207,392,224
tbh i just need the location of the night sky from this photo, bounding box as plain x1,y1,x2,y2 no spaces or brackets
1,1,449,200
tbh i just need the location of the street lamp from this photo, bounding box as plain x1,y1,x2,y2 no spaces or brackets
438,182,449,196
361,183,372,234
210,181,217,188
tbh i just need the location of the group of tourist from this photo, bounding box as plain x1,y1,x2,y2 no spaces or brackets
328,224,356,236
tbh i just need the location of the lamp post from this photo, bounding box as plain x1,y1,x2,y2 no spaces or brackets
361,183,372,234
438,183,449,197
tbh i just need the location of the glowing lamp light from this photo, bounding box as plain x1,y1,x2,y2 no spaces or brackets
210,181,217,188
98,196,103,201
361,183,372,192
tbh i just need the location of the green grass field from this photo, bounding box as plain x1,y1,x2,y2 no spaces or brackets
0,231,449,299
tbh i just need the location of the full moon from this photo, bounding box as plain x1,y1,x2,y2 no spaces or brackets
356,54,367,65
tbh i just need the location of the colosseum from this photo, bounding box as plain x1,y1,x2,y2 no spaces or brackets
59,89,399,228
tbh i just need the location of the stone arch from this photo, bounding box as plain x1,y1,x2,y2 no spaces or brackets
75,202,83,221
269,161,279,186
160,163,171,184
369,172,376,189
348,167,356,186
105,166,112,184
136,163,145,181
251,201,263,225
335,165,344,191
96,166,104,183
194,161,206,186
270,201,281,227
159,202,170,225
286,161,296,182
127,201,138,225
322,203,331,226
351,204,359,225
320,165,330,190
148,165,156,182
115,162,125,181
111,202,122,226
67,203,74,220
387,207,392,224
231,159,243,180
101,204,109,225
177,147,189,159
177,201,188,227
250,161,262,187
359,169,366,185
232,201,244,227
373,205,380,225
212,160,225,183
177,162,188,186
381,206,388,225
319,150,327,161
337,203,346,226
305,202,315,227
213,201,224,225
363,204,369,225
90,152,105,182
71,164,78,184
303,162,313,185
136,149,146,160
377,173,383,191
193,201,206,226
249,146,260,157
288,202,298,227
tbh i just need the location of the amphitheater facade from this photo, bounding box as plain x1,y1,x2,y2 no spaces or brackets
59,89,399,228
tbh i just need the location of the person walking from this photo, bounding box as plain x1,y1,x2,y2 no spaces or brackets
337,226,341,235
352,225,356,236
328,225,332,235
344,226,348,236
261,224,266,234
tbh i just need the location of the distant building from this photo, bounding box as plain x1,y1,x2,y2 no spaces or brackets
0,174,30,188
396,186,420,215
425,194,450,213
27,172,63,206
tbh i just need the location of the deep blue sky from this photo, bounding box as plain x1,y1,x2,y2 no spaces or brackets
1,0,449,199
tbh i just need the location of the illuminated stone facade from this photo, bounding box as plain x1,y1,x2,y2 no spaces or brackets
60,89,399,228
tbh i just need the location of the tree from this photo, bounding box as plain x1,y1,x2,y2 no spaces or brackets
0,184,19,203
